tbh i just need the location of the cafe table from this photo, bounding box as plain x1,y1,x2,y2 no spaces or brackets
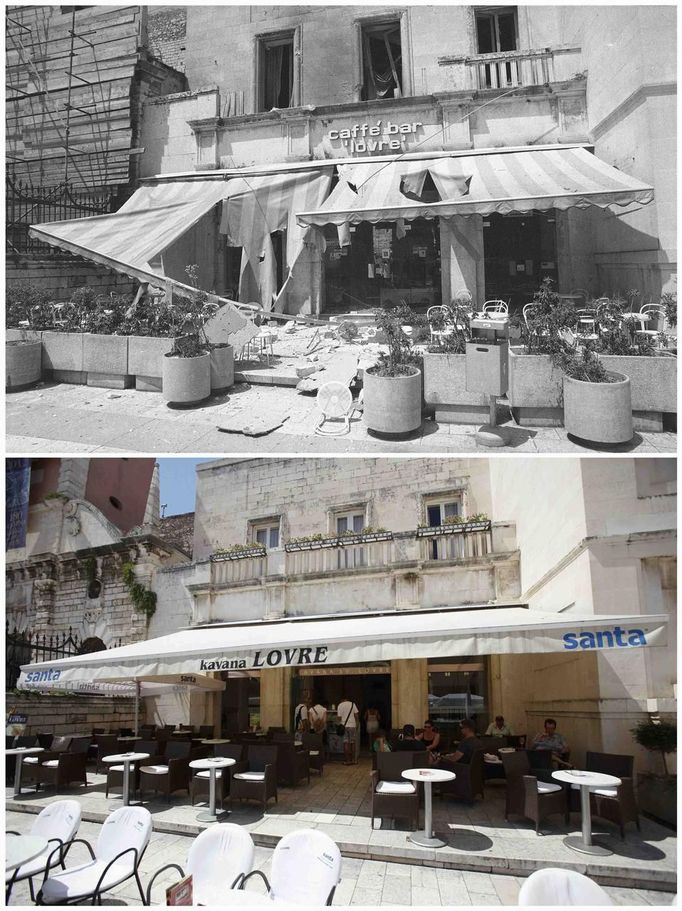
102,751,150,809
552,768,621,855
189,756,235,822
6,746,44,797
402,767,456,848
200,738,232,745
6,834,49,872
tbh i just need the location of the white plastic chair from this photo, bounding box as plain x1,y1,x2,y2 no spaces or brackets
315,381,357,436
635,306,667,339
240,828,341,906
483,299,509,314
37,806,152,906
426,305,452,344
575,308,598,341
522,303,536,330
145,824,255,905
6,799,81,903
518,868,613,905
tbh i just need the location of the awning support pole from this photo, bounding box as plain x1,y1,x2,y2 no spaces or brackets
134,681,140,736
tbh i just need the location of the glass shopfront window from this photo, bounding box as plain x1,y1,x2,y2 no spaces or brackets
427,657,489,737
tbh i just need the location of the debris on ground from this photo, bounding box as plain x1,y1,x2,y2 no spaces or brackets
217,412,290,436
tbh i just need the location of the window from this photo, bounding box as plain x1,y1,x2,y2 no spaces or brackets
361,20,402,101
259,32,296,111
475,7,518,54
333,508,366,569
425,497,462,527
250,518,281,549
427,657,490,736
335,511,365,535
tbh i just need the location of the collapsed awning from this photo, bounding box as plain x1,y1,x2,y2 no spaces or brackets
296,146,655,227
18,606,667,685
29,180,231,285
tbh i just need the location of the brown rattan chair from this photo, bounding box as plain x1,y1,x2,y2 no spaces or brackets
190,743,247,807
301,733,324,775
7,735,40,786
439,748,486,803
276,742,310,787
138,740,192,803
501,751,566,834
478,736,508,752
585,751,639,838
35,736,90,792
93,734,120,774
370,751,429,830
105,739,162,799
229,744,278,811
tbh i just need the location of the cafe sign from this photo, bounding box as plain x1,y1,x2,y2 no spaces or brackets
326,119,423,154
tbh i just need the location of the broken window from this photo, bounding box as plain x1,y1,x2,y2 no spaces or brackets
361,21,403,101
259,33,295,111
475,7,518,54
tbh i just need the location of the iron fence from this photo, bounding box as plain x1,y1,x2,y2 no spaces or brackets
6,172,115,256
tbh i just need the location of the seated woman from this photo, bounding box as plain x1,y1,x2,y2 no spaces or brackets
416,719,441,753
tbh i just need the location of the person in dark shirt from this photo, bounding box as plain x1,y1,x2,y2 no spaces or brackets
436,719,482,767
393,724,427,752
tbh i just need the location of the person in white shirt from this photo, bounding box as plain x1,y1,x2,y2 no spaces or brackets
336,695,360,765
308,700,327,735
294,701,309,733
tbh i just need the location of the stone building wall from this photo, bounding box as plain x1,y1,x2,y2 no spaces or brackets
7,694,137,737
147,7,188,73
6,258,135,302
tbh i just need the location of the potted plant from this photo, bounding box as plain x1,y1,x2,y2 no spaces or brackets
184,264,234,394
162,274,212,406
363,305,422,435
212,543,267,561
5,283,50,390
631,717,676,827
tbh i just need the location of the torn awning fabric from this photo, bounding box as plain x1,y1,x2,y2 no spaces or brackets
219,167,333,311
296,146,655,233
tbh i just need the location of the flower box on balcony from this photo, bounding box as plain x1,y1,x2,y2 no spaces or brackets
211,547,266,562
416,521,491,538
284,531,393,552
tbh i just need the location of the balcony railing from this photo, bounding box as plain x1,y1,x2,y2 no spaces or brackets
418,526,492,562
465,46,582,91
212,554,267,586
286,538,394,575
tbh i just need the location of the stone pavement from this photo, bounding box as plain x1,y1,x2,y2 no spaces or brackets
5,812,673,907
6,380,677,455
6,759,676,898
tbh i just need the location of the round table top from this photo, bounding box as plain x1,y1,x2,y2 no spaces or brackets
402,767,456,784
201,738,232,744
552,769,621,789
484,754,503,764
117,736,138,742
6,746,44,756
6,835,49,871
102,751,150,764
189,756,236,771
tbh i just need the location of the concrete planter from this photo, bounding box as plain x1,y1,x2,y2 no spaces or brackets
41,331,86,384
162,352,211,405
601,355,677,431
563,371,632,444
363,367,422,435
637,774,676,828
210,344,234,392
128,336,176,392
422,352,489,424
508,347,563,425
83,334,131,389
6,339,42,390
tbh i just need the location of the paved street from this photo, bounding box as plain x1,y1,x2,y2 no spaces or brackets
6,380,676,455
5,810,674,906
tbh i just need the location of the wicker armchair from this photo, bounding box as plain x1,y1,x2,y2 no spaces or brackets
138,740,192,803
105,740,162,799
370,751,429,830
439,749,485,803
585,751,639,838
230,744,278,812
301,733,324,775
276,742,310,787
190,743,247,807
501,751,566,834
6,735,40,786
35,736,90,792
93,734,120,773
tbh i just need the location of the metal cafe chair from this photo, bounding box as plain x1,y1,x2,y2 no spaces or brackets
483,299,509,314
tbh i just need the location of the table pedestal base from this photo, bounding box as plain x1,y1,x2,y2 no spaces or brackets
562,835,612,856
408,832,447,848
196,808,229,823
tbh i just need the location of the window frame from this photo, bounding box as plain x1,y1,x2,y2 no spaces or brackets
248,515,282,550
255,27,301,113
330,505,367,536
422,493,465,528
474,6,519,55
354,12,411,103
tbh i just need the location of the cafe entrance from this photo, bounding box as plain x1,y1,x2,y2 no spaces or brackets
293,664,392,752
323,219,441,313
483,211,558,309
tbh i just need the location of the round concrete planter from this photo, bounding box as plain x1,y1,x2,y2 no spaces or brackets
6,339,42,390
209,344,234,392
563,371,632,443
363,366,422,434
162,352,211,405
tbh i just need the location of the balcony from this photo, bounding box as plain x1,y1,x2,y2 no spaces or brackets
462,46,583,91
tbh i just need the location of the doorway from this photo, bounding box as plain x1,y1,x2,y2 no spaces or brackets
482,212,557,309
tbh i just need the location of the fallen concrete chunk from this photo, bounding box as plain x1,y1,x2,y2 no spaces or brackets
217,412,290,436
295,364,318,378
296,351,358,395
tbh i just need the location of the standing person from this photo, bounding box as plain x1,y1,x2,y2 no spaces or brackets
308,698,327,736
416,719,441,753
485,715,512,738
294,698,309,734
364,706,381,748
336,693,359,765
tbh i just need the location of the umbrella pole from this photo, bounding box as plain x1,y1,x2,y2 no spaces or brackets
134,681,140,736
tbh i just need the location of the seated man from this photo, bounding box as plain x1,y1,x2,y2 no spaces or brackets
393,724,427,752
531,718,570,764
485,715,512,737
435,719,482,767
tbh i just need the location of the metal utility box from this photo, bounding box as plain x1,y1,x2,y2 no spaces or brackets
465,340,509,395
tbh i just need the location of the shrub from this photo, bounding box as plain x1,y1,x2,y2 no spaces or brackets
370,304,422,378
631,718,676,778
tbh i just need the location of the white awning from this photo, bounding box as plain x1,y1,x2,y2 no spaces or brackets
18,606,667,686
17,671,226,697
296,146,654,226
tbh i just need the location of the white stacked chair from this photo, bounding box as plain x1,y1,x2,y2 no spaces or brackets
518,868,613,906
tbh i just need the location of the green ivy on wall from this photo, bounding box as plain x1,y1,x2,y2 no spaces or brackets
121,562,157,622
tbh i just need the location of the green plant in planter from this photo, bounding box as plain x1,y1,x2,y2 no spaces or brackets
631,718,676,778
214,543,266,554
661,291,677,328
426,297,473,354
6,282,54,330
511,278,578,355
371,304,423,377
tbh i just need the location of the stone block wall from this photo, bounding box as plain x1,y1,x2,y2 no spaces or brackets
6,694,137,737
147,7,188,73
6,257,135,303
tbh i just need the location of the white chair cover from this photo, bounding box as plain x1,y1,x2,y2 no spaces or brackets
518,868,613,906
6,799,81,884
269,829,341,906
188,824,255,903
